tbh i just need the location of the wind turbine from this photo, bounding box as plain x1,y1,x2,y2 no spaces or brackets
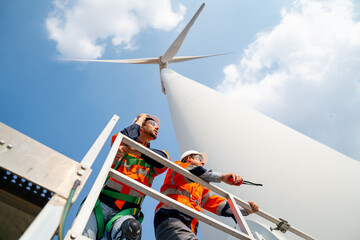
62,3,226,94
63,3,360,240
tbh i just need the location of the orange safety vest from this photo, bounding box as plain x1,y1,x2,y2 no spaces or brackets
106,133,169,210
155,161,227,233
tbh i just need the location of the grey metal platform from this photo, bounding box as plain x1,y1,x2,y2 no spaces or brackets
0,122,91,240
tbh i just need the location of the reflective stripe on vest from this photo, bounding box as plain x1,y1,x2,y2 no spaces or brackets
162,187,192,199
156,161,228,218
106,153,155,190
200,191,227,215
156,162,204,213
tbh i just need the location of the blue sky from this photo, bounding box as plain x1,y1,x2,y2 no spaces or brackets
1,0,360,239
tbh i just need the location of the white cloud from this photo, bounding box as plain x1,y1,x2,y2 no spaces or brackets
218,0,360,160
46,0,186,58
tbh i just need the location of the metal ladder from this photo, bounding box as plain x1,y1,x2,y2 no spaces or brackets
63,115,316,240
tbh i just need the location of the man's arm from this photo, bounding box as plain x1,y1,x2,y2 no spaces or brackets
117,113,149,141
220,173,243,185
111,125,140,163
187,166,243,185
133,113,149,126
200,191,258,218
188,166,222,182
141,149,169,168
112,114,150,162
221,201,259,220
120,124,141,141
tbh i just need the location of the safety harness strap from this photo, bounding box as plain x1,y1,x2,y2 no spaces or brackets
105,208,144,232
123,154,153,169
94,189,144,239
94,153,154,239
101,189,143,205
94,199,105,239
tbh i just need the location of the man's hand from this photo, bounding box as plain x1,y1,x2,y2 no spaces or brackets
220,173,243,186
114,145,130,162
245,201,259,215
134,113,150,126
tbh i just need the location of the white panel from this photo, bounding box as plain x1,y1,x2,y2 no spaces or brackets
162,68,360,240
0,122,89,199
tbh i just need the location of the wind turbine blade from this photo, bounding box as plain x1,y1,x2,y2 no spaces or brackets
60,58,159,64
168,53,232,63
161,3,205,63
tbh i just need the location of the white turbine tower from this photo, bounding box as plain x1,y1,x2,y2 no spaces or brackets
63,3,360,240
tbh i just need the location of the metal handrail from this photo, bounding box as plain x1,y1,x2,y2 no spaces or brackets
66,130,316,240
66,132,253,239
108,168,253,240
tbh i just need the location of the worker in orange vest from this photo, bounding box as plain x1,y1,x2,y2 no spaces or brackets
83,113,170,240
154,150,259,240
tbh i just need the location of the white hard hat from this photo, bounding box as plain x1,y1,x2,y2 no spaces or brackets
180,150,208,164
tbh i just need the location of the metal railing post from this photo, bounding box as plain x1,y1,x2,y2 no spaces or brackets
65,132,124,239
80,115,119,168
227,193,254,237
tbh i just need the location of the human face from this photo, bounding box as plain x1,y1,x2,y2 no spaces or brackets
188,154,205,166
141,119,159,140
